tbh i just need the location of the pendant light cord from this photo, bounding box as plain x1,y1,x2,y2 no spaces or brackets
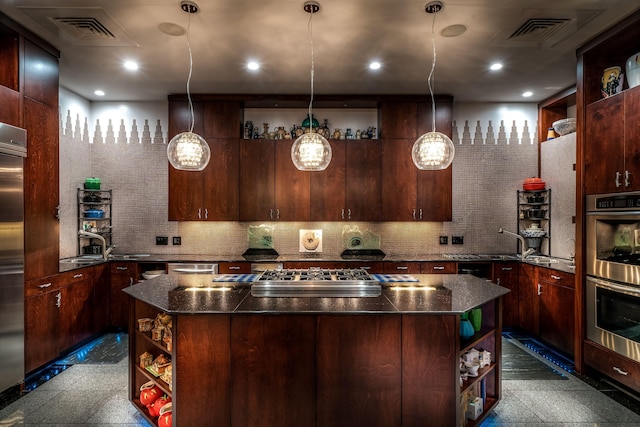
186,9,195,134
428,9,437,133
307,9,315,129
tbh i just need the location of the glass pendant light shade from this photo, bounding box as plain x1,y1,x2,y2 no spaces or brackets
167,131,211,171
411,131,455,170
291,131,332,171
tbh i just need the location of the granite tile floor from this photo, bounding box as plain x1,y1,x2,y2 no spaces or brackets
1,333,639,426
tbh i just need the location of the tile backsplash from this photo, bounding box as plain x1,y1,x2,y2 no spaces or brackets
60,91,571,259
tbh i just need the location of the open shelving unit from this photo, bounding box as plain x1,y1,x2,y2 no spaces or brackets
77,188,112,256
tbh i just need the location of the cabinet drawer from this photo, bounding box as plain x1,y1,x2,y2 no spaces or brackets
25,274,63,297
538,268,574,289
421,261,456,274
59,267,94,286
219,262,251,274
383,262,421,274
111,262,137,275
584,340,640,392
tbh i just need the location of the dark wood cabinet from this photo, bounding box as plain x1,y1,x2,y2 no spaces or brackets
218,261,251,274
169,95,453,222
537,268,575,357
25,289,60,373
24,266,100,374
384,261,422,274
93,263,111,333
517,263,539,335
584,340,640,392
168,101,240,220
110,262,138,329
420,261,457,274
492,262,519,327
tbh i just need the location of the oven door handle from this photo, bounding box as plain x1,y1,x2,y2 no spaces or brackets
592,278,640,296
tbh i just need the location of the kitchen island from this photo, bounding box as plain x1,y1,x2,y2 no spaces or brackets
124,273,509,427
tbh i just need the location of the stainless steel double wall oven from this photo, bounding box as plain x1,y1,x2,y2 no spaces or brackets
586,192,640,363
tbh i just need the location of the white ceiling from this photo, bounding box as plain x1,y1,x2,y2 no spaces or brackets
1,0,639,103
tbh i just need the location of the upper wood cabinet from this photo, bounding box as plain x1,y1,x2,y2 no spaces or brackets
579,9,640,195
168,101,240,220
168,95,453,222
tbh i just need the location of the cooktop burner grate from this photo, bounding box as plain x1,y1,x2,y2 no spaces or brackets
251,268,381,297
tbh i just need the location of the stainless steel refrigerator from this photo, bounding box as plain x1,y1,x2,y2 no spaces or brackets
0,122,26,392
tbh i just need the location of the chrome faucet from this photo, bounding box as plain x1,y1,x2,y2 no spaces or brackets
78,230,115,260
498,228,536,259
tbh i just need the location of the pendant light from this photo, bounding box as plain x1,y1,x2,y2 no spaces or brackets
291,1,332,171
411,1,455,170
167,1,211,171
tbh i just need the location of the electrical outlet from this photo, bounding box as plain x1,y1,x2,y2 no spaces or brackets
172,236,181,245
156,236,168,245
439,236,448,245
452,236,464,245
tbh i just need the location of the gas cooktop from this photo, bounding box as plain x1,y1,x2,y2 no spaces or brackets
251,268,381,297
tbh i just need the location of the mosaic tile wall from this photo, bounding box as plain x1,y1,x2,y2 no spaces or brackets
60,93,567,259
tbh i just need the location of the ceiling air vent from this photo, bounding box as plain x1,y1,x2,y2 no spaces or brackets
509,18,572,41
50,17,116,41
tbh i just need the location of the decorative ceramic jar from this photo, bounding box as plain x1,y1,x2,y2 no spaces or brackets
627,52,640,89
601,66,624,98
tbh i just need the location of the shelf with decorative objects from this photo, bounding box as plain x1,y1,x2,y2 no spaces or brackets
77,188,112,257
517,188,551,256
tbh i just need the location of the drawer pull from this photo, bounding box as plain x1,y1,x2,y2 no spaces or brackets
501,267,512,271
396,266,409,270
433,266,445,270
551,275,561,280
73,274,83,279
229,266,241,270
39,282,52,288
361,266,370,270
116,267,128,271
613,366,629,376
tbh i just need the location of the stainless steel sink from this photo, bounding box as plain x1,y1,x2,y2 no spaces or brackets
108,253,151,259
60,255,103,263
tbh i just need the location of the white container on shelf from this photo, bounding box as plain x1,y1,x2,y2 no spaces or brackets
627,52,640,88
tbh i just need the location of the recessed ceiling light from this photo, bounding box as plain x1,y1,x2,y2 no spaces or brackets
440,24,466,38
247,61,260,71
489,63,503,71
522,91,533,97
369,61,381,70
124,60,139,71
94,90,105,96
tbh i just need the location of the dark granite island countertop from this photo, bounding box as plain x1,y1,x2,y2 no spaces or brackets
123,273,509,314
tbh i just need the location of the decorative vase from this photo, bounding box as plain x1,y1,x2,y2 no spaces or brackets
469,308,482,332
460,313,475,338
626,52,640,89
601,66,624,98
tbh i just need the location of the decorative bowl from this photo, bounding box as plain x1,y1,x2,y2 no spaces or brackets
627,53,640,89
521,228,546,238
552,118,576,136
142,271,164,280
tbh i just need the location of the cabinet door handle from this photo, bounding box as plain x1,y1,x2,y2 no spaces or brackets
616,171,622,188
348,209,352,219
270,209,274,220
341,209,345,220
419,208,423,220
613,366,629,376
412,209,416,220
39,282,52,288
551,274,561,280
229,266,241,270
73,274,83,279
502,267,512,271
198,208,202,219
496,278,501,285
116,267,128,271
276,209,280,220
396,266,409,270
433,266,445,270
56,292,61,308
129,278,134,286
205,208,209,219
537,283,542,295
625,170,631,187
360,266,370,270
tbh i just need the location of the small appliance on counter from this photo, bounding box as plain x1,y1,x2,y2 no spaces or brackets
242,224,279,260
340,225,385,260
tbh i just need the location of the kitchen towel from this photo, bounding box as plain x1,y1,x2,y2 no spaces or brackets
370,274,419,282
213,274,259,282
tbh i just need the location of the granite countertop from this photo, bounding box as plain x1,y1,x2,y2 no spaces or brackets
59,252,576,274
122,273,509,315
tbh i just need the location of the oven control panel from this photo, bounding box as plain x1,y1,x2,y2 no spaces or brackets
588,192,640,211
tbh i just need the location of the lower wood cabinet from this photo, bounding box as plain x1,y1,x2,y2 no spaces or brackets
584,340,640,392
110,262,138,329
517,263,575,357
492,262,519,327
24,266,98,373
